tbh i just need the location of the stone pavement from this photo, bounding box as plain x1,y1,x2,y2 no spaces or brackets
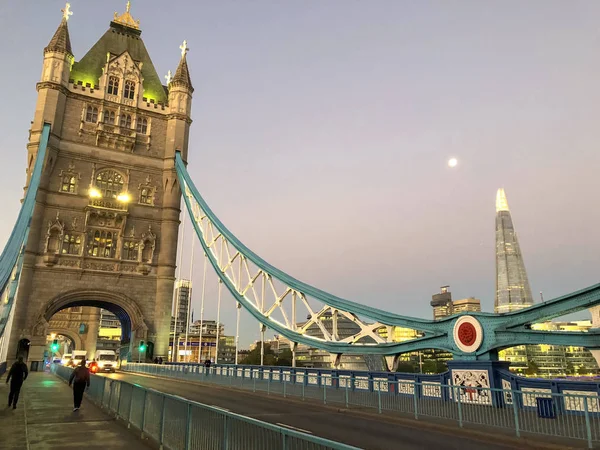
0,371,152,450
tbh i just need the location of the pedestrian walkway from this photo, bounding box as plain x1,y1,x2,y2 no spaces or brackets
0,371,151,450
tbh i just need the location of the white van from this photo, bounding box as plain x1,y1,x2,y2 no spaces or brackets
71,350,87,367
95,350,119,372
61,353,72,366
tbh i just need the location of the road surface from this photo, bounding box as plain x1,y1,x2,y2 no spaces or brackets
100,371,549,450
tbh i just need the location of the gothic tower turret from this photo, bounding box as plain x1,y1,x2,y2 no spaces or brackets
7,2,191,367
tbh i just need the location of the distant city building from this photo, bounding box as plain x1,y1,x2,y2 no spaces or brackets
430,286,481,319
495,189,534,313
169,319,234,363
173,279,192,334
250,337,290,354
431,286,453,320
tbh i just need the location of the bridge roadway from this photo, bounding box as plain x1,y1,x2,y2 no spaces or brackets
101,371,563,450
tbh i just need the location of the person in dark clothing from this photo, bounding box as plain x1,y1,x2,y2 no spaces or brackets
158,357,163,365
68,359,90,411
153,357,159,364
6,357,28,409
204,359,211,368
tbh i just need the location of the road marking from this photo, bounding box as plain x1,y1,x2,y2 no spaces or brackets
210,405,230,412
276,423,313,434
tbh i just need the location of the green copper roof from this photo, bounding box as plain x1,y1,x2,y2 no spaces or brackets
70,22,167,103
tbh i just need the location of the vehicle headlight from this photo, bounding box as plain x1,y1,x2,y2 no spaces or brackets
98,362,104,368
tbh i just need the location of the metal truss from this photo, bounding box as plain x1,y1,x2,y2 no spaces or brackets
176,152,600,359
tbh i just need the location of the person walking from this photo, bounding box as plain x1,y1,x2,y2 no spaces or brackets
6,356,28,410
68,359,90,411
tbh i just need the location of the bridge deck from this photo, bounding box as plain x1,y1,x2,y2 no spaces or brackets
0,371,150,450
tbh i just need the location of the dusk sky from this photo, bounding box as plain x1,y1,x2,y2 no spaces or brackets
0,1,599,346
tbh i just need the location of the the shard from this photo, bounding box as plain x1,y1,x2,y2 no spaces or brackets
495,188,534,313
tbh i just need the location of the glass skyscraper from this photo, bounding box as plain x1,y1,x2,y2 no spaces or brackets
495,188,534,313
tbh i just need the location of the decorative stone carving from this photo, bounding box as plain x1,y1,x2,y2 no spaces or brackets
44,212,64,266
451,369,491,405
138,174,156,205
33,317,49,337
140,225,156,264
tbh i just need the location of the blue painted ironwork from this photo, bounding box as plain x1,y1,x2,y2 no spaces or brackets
175,151,600,360
0,123,50,339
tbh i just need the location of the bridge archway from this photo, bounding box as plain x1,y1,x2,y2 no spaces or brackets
47,328,83,352
32,290,149,361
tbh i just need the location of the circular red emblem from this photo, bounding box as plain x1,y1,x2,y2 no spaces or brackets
457,322,477,346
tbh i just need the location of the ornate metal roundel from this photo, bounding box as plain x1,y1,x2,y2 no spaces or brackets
453,315,483,353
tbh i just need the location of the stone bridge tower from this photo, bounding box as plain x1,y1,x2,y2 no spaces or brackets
7,3,192,368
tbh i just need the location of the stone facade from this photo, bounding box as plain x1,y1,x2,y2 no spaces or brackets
6,6,192,367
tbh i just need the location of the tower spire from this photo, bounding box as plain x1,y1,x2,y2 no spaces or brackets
494,188,534,313
170,40,193,92
496,188,509,212
45,3,73,55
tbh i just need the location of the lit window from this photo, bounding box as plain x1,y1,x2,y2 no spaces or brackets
85,106,98,123
123,241,139,260
104,110,115,124
62,234,81,255
121,114,132,129
139,187,153,205
61,175,77,193
124,80,135,100
95,170,124,199
136,117,148,134
88,230,116,258
107,76,119,96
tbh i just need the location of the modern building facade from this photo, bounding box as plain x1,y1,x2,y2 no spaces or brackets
495,188,534,313
173,279,192,334
430,286,481,319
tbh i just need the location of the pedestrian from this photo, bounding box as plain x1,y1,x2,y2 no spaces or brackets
158,357,163,365
204,359,211,368
153,357,158,364
68,359,90,412
6,356,28,410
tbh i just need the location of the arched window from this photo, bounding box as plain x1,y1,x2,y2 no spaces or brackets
62,234,81,255
107,76,119,95
85,106,98,123
104,110,115,124
88,230,116,258
123,241,139,261
61,175,77,193
139,188,153,205
136,117,148,134
124,80,135,100
95,170,124,199
121,114,132,129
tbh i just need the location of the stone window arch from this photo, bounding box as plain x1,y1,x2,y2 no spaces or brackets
107,76,120,96
62,234,81,255
47,229,61,254
85,106,98,123
123,241,139,261
94,169,125,199
139,187,154,205
124,80,136,100
136,117,148,134
121,114,132,129
61,175,77,193
88,230,116,258
104,110,116,124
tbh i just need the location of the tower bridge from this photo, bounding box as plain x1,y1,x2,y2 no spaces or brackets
0,2,598,385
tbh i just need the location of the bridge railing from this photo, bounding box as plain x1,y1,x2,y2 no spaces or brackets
51,364,359,450
125,362,600,447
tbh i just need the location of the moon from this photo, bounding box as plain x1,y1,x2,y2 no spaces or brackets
448,158,458,168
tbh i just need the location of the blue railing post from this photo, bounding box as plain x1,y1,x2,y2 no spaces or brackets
323,378,327,405
377,381,382,414
127,385,135,427
283,379,287,398
456,386,463,428
511,390,520,438
584,396,593,449
413,383,419,420
282,429,288,450
140,389,148,436
345,383,349,408
222,415,229,450
116,381,123,418
159,394,166,449
185,403,193,450
267,375,270,395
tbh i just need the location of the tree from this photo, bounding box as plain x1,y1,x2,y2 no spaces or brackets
275,349,293,366
525,360,539,376
396,361,417,373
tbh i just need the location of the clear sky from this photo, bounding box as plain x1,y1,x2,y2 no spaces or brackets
0,1,599,347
